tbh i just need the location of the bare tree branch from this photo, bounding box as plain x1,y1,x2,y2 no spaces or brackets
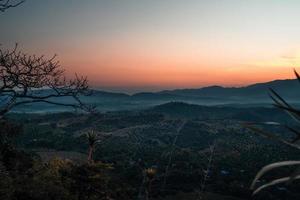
0,0,24,12
0,45,93,117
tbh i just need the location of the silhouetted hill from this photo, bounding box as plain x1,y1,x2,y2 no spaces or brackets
11,79,300,113
148,102,290,122
157,79,300,100
84,79,300,102
92,90,130,99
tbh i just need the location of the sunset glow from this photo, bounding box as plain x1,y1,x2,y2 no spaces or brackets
1,0,300,92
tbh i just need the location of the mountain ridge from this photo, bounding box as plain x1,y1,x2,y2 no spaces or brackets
12,79,300,113
94,78,297,98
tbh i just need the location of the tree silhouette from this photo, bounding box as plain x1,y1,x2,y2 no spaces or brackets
0,45,93,117
0,0,24,12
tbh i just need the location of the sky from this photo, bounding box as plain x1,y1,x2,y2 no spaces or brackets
1,0,300,93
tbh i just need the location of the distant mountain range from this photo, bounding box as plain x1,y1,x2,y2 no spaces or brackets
12,79,300,113
93,78,300,102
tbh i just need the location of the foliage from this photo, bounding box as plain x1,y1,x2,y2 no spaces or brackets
0,145,132,200
247,70,300,196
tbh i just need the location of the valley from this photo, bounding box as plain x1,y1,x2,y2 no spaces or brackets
9,102,300,199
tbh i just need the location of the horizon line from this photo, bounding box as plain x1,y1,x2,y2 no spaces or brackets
92,78,296,95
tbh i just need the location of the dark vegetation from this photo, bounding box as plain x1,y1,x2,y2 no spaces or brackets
1,101,299,200
246,71,300,196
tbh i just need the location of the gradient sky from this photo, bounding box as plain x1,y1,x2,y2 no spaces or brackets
1,0,300,92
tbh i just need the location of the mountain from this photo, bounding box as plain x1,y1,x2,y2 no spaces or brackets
128,79,300,106
147,102,289,122
92,90,130,99
10,79,300,113
90,79,299,102
156,79,300,100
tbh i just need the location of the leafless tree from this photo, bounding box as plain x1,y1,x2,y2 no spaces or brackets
0,0,24,12
0,45,93,117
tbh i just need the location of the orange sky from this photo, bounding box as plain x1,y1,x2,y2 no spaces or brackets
59,35,298,91
2,0,300,92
